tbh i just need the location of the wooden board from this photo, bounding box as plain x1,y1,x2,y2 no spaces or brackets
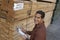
0,0,14,23
43,0,56,3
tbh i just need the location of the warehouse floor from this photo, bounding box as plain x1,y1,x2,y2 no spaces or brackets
47,17,60,40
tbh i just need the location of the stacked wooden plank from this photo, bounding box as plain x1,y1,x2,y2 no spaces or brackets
37,2,55,12
43,0,56,3
14,1,32,21
0,0,15,40
0,21,25,40
0,22,13,40
0,0,14,23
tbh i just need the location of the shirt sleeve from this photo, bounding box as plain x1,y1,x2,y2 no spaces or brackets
26,31,32,35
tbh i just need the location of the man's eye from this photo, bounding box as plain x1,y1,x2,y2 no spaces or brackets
37,17,40,18
35,16,36,18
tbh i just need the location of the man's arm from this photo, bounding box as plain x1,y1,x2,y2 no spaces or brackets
19,26,32,35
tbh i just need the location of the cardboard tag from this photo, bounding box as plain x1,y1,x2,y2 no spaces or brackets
13,3,24,11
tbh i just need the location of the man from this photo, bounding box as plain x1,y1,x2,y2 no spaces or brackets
23,10,46,40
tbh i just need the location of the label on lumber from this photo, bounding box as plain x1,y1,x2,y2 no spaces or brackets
13,3,24,11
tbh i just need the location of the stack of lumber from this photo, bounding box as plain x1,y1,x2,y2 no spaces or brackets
14,1,32,21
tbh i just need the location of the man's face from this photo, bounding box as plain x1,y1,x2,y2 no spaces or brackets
34,13,42,24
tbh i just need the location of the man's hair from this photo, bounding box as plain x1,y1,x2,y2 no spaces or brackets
36,10,45,19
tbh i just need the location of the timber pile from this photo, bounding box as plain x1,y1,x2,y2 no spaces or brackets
0,0,56,40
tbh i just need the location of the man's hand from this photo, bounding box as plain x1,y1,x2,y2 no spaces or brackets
20,27,27,33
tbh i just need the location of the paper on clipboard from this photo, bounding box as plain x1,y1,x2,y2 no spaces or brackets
17,26,30,39
17,28,27,38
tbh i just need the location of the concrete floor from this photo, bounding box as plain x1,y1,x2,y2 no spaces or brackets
47,19,60,40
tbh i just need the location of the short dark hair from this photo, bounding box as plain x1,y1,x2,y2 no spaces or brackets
36,10,45,19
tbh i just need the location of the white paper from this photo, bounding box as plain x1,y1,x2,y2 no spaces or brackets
17,26,30,39
18,28,27,38
13,3,24,11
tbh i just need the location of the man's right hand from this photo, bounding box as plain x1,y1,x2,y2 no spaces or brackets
20,27,27,34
